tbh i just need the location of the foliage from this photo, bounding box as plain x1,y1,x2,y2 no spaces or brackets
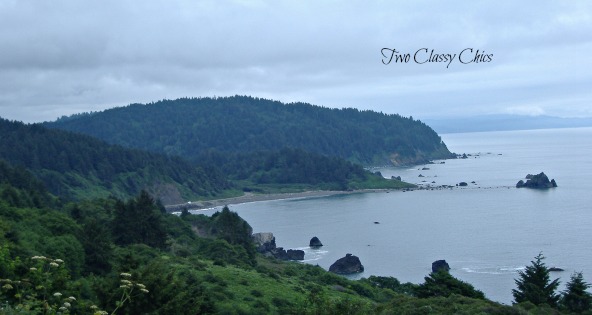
415,270,486,300
0,119,231,201
198,147,414,191
112,190,168,249
46,95,454,165
560,272,592,313
0,159,581,315
512,253,561,307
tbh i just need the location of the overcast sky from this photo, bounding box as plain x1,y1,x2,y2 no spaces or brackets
0,1,590,123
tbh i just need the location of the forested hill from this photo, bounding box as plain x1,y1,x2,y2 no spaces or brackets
46,96,454,165
0,118,231,202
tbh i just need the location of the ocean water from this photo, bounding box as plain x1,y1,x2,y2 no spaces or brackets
198,127,592,304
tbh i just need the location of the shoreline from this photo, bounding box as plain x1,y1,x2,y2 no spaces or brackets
165,189,397,212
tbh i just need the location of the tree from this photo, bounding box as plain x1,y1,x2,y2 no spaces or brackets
415,270,485,299
112,191,167,249
561,272,592,313
512,253,560,307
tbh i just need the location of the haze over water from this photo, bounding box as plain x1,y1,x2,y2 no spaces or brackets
199,127,592,304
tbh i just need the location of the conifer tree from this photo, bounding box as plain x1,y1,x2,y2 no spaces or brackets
561,272,592,313
512,253,560,307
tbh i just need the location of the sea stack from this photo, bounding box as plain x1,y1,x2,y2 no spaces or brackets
309,236,323,248
329,254,364,274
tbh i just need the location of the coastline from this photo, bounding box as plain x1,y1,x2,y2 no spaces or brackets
165,189,396,212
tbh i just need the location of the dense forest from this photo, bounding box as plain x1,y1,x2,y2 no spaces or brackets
0,118,231,203
196,148,414,192
46,96,454,166
0,118,410,203
2,161,588,314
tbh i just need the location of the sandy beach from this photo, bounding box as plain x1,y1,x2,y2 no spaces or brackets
165,189,396,212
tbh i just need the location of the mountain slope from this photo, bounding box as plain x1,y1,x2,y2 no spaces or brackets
46,96,454,165
0,118,231,202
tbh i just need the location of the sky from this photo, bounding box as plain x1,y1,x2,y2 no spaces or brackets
0,1,591,123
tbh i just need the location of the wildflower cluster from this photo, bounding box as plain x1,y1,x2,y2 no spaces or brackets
1,255,73,314
89,272,149,315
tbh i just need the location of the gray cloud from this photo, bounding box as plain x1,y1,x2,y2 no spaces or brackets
0,0,590,123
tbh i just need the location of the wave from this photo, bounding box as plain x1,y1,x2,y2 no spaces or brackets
297,247,329,262
461,266,526,275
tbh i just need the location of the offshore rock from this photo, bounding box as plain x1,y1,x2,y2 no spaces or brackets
310,236,323,247
329,254,364,274
432,260,451,273
516,172,557,189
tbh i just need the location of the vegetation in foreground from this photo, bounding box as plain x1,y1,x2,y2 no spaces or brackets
2,161,591,314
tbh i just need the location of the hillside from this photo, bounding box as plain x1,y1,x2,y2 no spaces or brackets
46,96,454,165
0,164,560,314
0,118,231,202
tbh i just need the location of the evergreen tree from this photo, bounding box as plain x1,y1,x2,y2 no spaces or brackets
561,272,592,313
415,270,485,299
512,253,560,307
112,191,167,249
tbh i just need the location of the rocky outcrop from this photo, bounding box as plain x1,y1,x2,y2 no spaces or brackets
252,232,277,253
271,248,305,261
310,236,323,248
458,182,468,187
329,254,364,274
253,232,304,260
516,172,557,189
432,260,450,273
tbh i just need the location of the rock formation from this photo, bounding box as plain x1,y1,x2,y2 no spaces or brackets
309,236,323,248
252,232,304,260
516,172,557,189
432,260,450,273
270,248,305,261
252,232,277,253
329,254,364,274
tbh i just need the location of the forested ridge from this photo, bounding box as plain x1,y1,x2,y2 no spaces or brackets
46,96,454,165
0,118,411,203
0,118,231,202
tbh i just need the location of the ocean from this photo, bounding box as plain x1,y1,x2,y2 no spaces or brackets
198,127,592,304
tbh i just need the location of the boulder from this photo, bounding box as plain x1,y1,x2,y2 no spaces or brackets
458,182,468,187
432,260,450,273
516,172,557,189
329,254,364,274
252,232,276,253
309,236,323,247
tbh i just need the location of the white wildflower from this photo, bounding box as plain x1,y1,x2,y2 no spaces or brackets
63,302,71,308
50,262,59,268
140,288,149,293
120,272,132,278
53,292,62,297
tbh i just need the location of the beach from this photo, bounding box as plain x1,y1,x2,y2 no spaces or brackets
164,189,395,212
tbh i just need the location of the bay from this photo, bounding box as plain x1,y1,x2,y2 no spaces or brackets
197,127,592,304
